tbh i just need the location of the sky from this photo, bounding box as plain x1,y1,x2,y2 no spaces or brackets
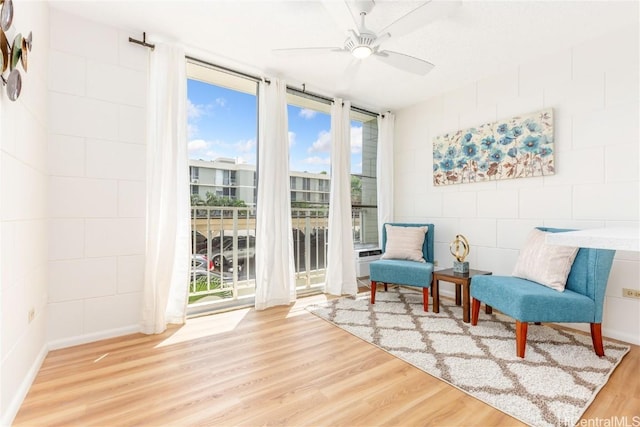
187,79,363,175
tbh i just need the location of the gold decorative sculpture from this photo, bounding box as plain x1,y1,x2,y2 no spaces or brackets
449,234,470,273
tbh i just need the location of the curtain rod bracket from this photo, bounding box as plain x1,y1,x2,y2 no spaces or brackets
128,32,155,50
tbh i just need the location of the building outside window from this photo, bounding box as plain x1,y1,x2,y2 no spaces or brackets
190,166,199,183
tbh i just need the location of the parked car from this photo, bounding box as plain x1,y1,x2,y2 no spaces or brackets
191,232,208,254
190,254,232,282
192,253,213,271
190,254,211,280
191,228,328,273
208,235,256,271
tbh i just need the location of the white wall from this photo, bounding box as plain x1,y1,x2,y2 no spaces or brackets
0,1,50,423
394,23,640,344
46,8,147,348
1,7,148,423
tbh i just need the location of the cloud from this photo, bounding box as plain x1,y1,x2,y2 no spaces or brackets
306,125,362,155
187,99,208,120
188,139,209,152
235,138,256,153
304,156,330,165
298,108,317,119
187,139,225,161
187,98,222,123
309,130,331,153
288,131,296,147
187,99,219,141
187,123,199,139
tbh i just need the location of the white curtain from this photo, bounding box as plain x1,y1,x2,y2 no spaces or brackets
255,78,296,310
377,113,395,247
325,99,357,296
141,43,190,334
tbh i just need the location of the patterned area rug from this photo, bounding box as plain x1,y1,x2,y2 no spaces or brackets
306,287,630,427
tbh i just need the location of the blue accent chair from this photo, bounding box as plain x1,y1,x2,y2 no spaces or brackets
470,227,616,358
369,223,435,312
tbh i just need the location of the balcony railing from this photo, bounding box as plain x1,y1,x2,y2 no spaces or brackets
188,204,377,312
189,206,330,309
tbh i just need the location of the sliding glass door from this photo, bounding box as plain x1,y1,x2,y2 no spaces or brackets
186,62,258,313
185,60,379,314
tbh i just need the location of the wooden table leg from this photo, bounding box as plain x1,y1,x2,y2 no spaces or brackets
432,278,439,313
455,283,461,306
462,280,471,323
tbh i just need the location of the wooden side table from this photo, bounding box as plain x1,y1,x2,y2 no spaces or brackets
432,268,492,323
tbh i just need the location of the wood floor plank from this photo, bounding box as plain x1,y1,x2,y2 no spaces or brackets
13,293,639,426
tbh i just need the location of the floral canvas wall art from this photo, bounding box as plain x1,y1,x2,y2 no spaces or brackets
433,109,554,186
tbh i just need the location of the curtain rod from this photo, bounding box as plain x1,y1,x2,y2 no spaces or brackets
286,85,379,118
351,105,380,118
128,32,155,50
129,33,381,118
286,84,333,105
186,55,264,84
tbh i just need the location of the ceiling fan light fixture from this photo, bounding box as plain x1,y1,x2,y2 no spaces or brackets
345,30,375,59
351,45,372,59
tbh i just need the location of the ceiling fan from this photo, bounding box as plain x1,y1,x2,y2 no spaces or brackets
273,0,461,76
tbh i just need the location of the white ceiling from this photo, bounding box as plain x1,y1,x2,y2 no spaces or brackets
50,0,638,112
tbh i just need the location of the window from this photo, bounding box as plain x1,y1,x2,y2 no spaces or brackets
186,62,258,208
287,94,332,288
186,61,258,311
185,59,380,309
190,166,199,182
349,112,379,247
287,97,332,206
318,179,330,192
286,92,379,246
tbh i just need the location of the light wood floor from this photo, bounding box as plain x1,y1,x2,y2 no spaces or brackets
14,292,640,426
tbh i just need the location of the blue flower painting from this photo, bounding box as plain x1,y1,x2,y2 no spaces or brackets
432,109,554,185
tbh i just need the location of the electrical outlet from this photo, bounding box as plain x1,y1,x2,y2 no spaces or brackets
28,308,35,323
622,288,640,299
434,260,439,267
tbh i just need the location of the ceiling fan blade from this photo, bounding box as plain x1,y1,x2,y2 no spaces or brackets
337,58,363,92
370,32,390,49
378,0,461,39
273,47,347,56
374,50,435,75
321,0,359,34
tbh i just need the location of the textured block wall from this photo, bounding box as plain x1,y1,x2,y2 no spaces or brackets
47,9,147,346
394,24,640,344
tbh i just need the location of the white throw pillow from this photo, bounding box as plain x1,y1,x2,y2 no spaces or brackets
381,224,428,263
512,228,579,292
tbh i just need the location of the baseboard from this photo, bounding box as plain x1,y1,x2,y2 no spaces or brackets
48,324,142,351
2,343,48,427
2,326,141,425
602,326,640,346
550,322,639,346
438,289,640,346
